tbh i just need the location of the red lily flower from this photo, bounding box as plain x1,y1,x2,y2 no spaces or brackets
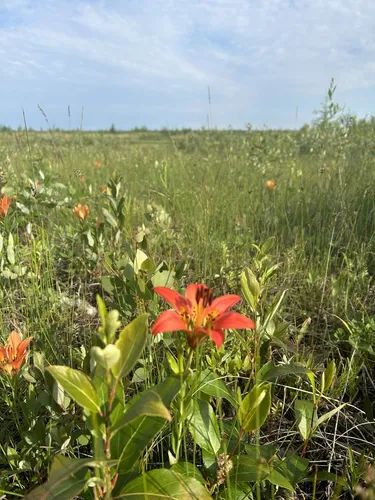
152,284,255,349
0,331,33,376
0,195,11,218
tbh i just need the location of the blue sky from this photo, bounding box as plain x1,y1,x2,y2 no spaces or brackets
1,0,375,130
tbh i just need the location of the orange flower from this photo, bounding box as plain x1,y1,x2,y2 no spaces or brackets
100,185,110,195
79,175,85,182
94,161,101,167
0,331,33,376
73,204,89,221
152,284,255,349
265,180,276,191
0,195,11,217
35,180,41,189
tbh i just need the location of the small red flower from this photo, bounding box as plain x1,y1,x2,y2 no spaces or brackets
265,180,276,191
152,284,255,349
0,195,11,218
73,204,89,221
94,161,101,168
0,331,33,376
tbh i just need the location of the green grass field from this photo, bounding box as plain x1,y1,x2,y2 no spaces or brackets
1,108,375,498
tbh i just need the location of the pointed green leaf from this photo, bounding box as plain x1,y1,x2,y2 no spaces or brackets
196,370,239,408
267,468,294,491
96,294,107,325
239,383,271,432
171,462,206,485
316,403,346,428
189,399,221,455
24,455,92,500
274,453,309,487
91,345,121,369
257,362,313,383
7,234,15,265
46,366,100,413
118,469,212,499
86,228,94,247
322,359,335,394
111,390,171,436
241,268,260,311
294,400,315,440
102,208,118,228
112,314,148,379
230,455,269,483
111,375,183,475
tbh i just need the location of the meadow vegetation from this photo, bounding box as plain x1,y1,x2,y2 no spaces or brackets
1,86,375,498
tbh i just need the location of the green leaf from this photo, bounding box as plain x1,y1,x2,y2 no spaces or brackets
262,263,281,282
166,351,180,374
24,455,92,500
7,234,15,265
118,469,212,499
133,249,149,274
110,390,171,436
257,362,313,383
96,294,107,325
0,233,3,253
315,403,346,428
304,470,348,487
151,269,176,288
267,468,294,491
46,366,100,413
112,314,148,379
93,365,124,415
322,359,335,394
261,236,276,254
241,268,261,311
275,453,309,486
196,370,239,408
86,228,94,247
111,375,183,475
16,202,30,214
171,463,206,485
294,400,315,440
244,444,277,462
91,345,121,370
239,383,271,432
102,207,118,228
189,399,221,455
230,455,269,483
52,381,65,407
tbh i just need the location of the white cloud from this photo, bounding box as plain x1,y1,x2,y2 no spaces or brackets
1,0,375,127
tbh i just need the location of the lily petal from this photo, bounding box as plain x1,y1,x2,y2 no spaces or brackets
185,284,201,308
153,287,189,311
214,311,255,330
151,310,188,335
12,354,27,371
7,331,21,351
17,336,34,357
208,294,241,314
208,329,225,348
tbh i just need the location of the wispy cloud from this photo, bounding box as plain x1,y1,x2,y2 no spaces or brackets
1,0,375,128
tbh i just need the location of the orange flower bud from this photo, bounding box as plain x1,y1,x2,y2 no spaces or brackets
0,195,11,217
